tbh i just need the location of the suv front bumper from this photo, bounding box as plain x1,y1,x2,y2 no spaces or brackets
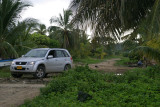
10,65,37,73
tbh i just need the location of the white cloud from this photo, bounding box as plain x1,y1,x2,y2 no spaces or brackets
21,0,71,27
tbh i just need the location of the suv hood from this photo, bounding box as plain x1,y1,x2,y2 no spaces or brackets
13,57,45,62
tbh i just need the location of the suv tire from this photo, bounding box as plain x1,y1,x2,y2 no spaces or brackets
64,64,71,71
33,66,45,78
11,73,23,78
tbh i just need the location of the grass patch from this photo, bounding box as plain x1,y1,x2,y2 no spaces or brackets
21,65,160,106
0,67,11,78
114,57,130,66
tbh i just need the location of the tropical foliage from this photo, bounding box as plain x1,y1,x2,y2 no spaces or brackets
30,33,60,48
22,66,160,106
70,0,155,40
0,0,31,58
49,9,74,49
34,24,47,35
69,0,160,64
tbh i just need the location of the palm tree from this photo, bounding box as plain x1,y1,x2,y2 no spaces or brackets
10,18,38,56
132,46,160,63
70,0,160,63
70,0,156,40
0,0,31,58
34,24,47,35
49,9,73,49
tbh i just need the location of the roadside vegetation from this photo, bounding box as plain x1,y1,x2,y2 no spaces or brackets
0,67,11,78
114,57,130,67
21,65,160,106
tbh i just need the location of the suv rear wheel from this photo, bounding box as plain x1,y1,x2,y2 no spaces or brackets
64,64,71,71
33,66,45,78
11,73,23,78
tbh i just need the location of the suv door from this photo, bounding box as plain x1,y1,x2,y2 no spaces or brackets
55,50,66,71
46,50,57,72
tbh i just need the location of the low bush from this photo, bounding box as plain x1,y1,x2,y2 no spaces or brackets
21,65,160,106
123,52,129,57
0,67,10,78
114,57,131,66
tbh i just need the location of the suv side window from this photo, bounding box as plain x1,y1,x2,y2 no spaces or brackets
63,50,69,57
48,50,56,57
56,50,65,57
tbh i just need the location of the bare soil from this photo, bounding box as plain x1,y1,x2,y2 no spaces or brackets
89,58,134,73
0,58,133,107
0,84,44,107
0,73,59,107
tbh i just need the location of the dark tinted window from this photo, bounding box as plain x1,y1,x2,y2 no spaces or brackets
56,50,65,57
63,50,69,57
48,50,56,57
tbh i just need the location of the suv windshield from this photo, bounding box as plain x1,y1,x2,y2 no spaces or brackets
24,50,48,57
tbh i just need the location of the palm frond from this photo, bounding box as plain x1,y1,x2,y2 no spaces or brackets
132,46,160,62
70,0,155,40
0,41,18,58
0,0,32,39
33,24,47,35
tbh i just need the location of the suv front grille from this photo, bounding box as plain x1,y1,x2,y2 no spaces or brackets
16,62,27,65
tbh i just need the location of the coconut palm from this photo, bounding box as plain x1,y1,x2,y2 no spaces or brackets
49,9,74,49
70,0,156,40
70,0,160,63
10,18,38,56
132,46,160,63
0,0,31,58
34,24,47,35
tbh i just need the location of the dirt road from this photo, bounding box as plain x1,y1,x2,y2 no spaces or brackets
0,58,132,107
0,75,56,107
0,84,44,107
89,58,133,73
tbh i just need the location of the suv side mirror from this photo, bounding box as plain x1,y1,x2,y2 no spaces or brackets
47,55,53,59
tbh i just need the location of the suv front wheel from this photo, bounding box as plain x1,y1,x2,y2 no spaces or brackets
33,66,45,78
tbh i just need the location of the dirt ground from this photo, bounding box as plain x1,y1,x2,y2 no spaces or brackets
0,84,44,107
89,58,134,73
0,74,59,107
0,58,133,107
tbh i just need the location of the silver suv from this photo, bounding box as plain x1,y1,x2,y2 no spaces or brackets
10,48,73,78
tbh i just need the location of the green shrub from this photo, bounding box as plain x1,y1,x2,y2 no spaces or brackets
0,67,10,78
21,65,160,107
123,52,129,57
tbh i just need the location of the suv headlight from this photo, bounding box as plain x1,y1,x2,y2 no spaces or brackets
27,61,36,65
11,61,15,65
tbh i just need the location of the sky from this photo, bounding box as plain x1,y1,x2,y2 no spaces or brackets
21,0,71,27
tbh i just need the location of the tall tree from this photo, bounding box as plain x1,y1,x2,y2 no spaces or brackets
0,0,31,58
70,0,155,40
70,0,160,63
49,9,73,49
34,24,47,35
